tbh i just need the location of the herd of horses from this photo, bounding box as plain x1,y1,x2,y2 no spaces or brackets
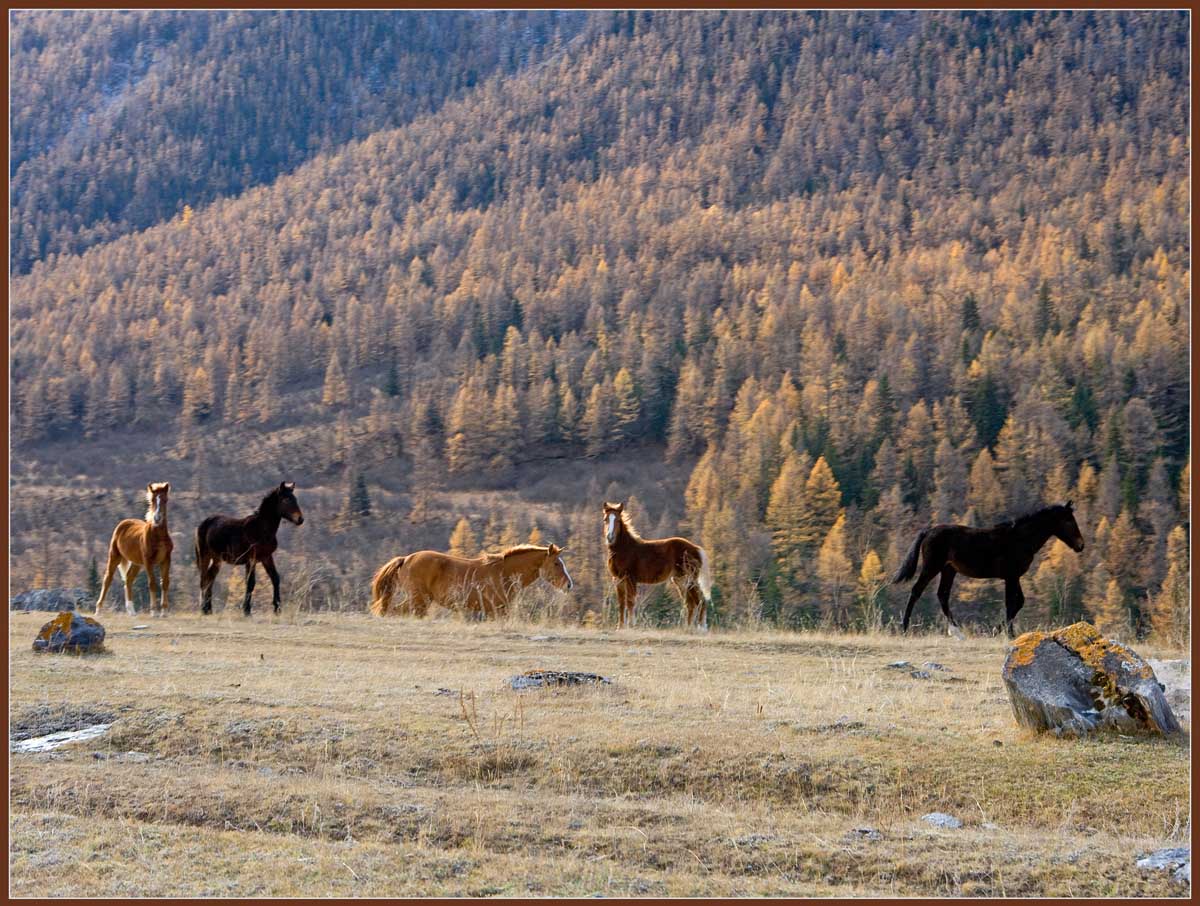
94,481,1086,637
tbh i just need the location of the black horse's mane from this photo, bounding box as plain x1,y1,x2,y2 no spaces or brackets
992,503,1069,531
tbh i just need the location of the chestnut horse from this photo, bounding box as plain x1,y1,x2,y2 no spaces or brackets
95,482,174,617
370,543,573,618
195,482,304,616
894,502,1085,638
603,502,712,630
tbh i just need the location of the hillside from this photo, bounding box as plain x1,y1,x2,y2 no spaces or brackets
9,10,1190,638
9,9,585,272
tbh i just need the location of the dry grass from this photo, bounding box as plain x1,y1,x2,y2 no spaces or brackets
9,610,1190,897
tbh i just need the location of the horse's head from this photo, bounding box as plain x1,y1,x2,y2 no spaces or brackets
278,481,304,526
603,502,624,544
1054,501,1085,553
539,543,573,592
145,482,170,525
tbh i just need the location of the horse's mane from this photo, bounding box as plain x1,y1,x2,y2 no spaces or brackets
255,487,282,515
992,504,1067,531
482,544,548,563
617,511,643,541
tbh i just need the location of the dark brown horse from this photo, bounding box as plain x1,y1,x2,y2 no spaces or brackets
894,502,1085,638
195,482,304,616
603,502,712,630
369,544,573,618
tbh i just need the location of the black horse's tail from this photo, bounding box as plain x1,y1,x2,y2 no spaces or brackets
893,529,929,584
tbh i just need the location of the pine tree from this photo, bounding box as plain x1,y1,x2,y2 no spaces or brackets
765,448,810,588
1150,525,1188,647
612,367,640,446
968,448,1006,525
448,518,478,557
816,513,852,626
1092,578,1130,639
322,349,350,407
931,437,967,523
798,456,842,551
857,549,887,632
348,473,371,521
582,379,615,458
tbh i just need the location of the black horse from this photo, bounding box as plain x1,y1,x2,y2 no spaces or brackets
893,502,1085,638
195,482,304,615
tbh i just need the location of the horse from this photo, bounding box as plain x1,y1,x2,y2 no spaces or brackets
603,502,712,630
369,543,573,619
195,481,304,616
893,502,1085,638
95,482,174,617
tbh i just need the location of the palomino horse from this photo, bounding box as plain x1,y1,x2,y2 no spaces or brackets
894,502,1085,638
370,543,573,618
95,482,174,617
603,502,712,630
195,482,304,616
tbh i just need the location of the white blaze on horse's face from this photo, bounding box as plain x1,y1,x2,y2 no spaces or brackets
558,557,573,591
605,513,617,544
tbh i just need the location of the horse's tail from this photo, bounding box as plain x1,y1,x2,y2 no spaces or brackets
697,546,713,602
893,529,929,584
193,524,205,571
370,556,406,617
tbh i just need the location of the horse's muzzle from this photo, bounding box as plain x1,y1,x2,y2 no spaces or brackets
293,514,305,526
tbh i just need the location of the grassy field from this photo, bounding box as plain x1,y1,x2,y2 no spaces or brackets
9,609,1190,897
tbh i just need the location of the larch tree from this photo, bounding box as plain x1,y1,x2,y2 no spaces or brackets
448,518,478,557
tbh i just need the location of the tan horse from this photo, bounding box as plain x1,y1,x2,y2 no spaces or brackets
95,482,174,617
603,502,711,630
370,543,573,618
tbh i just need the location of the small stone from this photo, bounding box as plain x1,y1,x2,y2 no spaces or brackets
886,661,911,669
529,635,551,642
131,625,150,630
910,670,932,680
922,662,950,672
847,826,882,842
1137,847,1190,872
921,812,962,829
993,739,1003,747
510,670,611,691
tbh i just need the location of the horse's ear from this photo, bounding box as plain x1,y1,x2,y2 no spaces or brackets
163,482,170,492
1066,499,1074,510
282,481,295,492
615,502,624,512
147,482,154,493
547,543,561,557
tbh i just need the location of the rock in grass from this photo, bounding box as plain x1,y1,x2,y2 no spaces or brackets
510,670,611,691
31,612,106,654
11,588,88,612
1137,847,1190,884
1002,622,1181,737
921,812,962,829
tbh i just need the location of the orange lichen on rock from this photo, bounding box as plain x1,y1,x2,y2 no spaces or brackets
1007,629,1049,668
1055,621,1155,680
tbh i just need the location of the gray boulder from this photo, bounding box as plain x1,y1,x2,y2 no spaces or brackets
11,587,88,612
1002,622,1181,737
921,812,962,829
32,612,106,654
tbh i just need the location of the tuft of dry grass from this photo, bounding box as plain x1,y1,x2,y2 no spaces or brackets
8,611,1190,897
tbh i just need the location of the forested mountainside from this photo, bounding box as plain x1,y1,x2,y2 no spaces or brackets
9,10,1190,639
9,9,585,272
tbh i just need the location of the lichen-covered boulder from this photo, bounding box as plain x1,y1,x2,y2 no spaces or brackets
32,612,106,654
11,587,88,612
1002,622,1181,737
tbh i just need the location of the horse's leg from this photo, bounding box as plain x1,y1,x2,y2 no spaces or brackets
685,584,704,632
145,558,161,617
901,563,940,633
1004,578,1025,639
936,567,958,627
242,561,257,616
617,579,635,629
262,555,282,614
94,546,121,615
200,560,219,615
159,557,171,618
121,562,142,616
